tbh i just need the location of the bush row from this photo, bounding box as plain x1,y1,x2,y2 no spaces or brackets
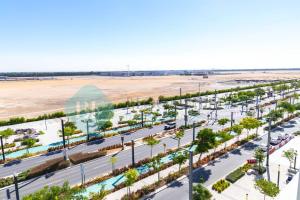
69,151,107,165
212,179,230,193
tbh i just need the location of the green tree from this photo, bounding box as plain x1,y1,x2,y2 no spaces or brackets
0,128,14,144
22,138,36,154
109,156,117,172
267,109,283,125
217,118,230,128
283,148,297,169
143,136,160,158
64,126,75,147
255,179,280,200
231,124,243,142
90,185,108,200
254,148,265,173
278,101,296,117
218,131,233,149
175,130,185,149
240,117,260,138
193,179,212,200
172,151,188,172
124,169,139,196
147,155,163,181
196,128,216,162
254,88,266,100
97,120,113,133
23,181,87,200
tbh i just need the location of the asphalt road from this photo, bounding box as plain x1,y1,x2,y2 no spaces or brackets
0,92,287,199
145,118,300,200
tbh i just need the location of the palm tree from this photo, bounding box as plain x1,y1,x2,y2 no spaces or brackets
217,118,230,129
109,156,117,172
22,138,36,154
124,169,139,196
196,128,216,162
172,151,188,172
254,148,265,173
143,136,160,158
90,185,108,200
175,130,185,149
147,155,163,181
193,180,212,200
0,128,14,144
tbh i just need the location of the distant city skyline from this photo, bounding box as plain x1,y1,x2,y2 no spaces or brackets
0,0,300,72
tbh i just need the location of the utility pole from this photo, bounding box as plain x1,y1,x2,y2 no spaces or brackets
189,151,193,200
266,118,271,169
86,121,89,141
80,163,85,186
174,105,177,121
141,111,144,127
13,174,19,200
121,136,124,150
180,88,182,104
256,96,259,119
184,99,188,127
0,136,5,161
192,122,196,142
61,119,66,149
214,90,218,120
230,112,234,128
131,140,135,167
277,164,280,188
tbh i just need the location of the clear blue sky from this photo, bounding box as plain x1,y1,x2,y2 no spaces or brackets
0,0,300,72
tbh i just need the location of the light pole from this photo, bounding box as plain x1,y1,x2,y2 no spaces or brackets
61,119,66,149
277,164,280,188
192,122,196,142
180,88,182,104
256,96,260,119
121,136,124,150
86,121,90,141
266,118,271,168
246,193,248,200
184,99,188,127
188,151,193,200
13,173,20,200
141,111,144,127
131,140,135,167
230,112,234,128
80,163,85,186
0,136,5,161
295,150,298,169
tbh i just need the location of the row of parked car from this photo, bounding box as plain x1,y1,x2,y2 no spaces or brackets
259,133,291,151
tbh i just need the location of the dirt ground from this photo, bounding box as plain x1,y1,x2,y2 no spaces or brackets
1,71,300,120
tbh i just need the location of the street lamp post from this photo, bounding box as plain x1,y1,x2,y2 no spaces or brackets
277,164,280,188
188,151,193,200
13,173,20,200
80,163,85,186
266,118,271,168
121,136,124,150
86,121,90,141
141,111,144,127
180,88,182,104
61,119,66,149
294,150,298,169
0,136,5,161
184,99,188,127
230,112,234,128
256,96,260,119
131,140,135,167
192,122,195,142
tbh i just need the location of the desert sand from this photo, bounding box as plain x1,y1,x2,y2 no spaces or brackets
1,71,300,120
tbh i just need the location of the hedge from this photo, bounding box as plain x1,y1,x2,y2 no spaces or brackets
27,157,70,179
212,179,230,193
225,167,245,183
68,151,107,165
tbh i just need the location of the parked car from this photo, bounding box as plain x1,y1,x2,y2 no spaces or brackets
270,138,281,145
283,133,290,140
258,144,268,152
164,122,176,130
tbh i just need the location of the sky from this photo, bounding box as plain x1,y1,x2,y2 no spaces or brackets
0,0,300,72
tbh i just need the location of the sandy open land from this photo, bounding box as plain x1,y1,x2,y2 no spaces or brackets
1,71,300,120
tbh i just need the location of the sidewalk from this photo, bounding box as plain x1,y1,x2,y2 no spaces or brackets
105,128,259,200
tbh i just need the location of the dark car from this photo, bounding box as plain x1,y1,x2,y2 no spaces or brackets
164,122,176,130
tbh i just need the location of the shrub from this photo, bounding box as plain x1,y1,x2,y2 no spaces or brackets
28,157,70,179
69,151,107,165
225,167,245,183
252,165,266,174
212,179,230,193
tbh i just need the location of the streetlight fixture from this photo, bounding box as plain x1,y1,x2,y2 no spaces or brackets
277,164,280,188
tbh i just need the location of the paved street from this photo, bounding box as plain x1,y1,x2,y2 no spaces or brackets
145,117,300,200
